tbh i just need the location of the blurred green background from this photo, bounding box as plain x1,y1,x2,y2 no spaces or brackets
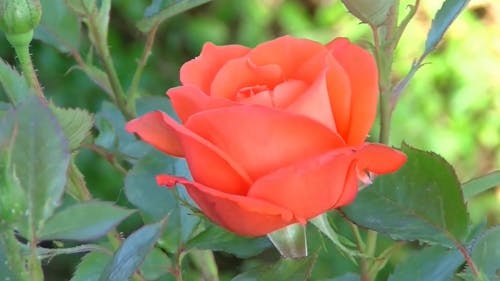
0,0,498,280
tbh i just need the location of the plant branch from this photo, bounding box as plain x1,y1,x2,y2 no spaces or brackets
127,23,160,113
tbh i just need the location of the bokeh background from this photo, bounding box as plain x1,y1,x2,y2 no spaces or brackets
0,0,498,280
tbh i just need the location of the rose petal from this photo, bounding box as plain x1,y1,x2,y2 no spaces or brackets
354,143,407,174
210,58,283,99
157,175,295,236
242,80,308,108
185,105,345,180
248,149,359,222
327,38,379,145
248,35,325,78
126,111,184,157
180,43,250,94
167,85,235,122
127,111,252,195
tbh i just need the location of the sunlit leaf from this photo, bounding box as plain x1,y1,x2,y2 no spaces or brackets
342,144,468,247
186,225,270,258
462,170,500,200
423,0,470,57
232,253,317,281
39,201,135,241
99,218,168,281
51,106,94,150
35,0,81,53
137,0,212,32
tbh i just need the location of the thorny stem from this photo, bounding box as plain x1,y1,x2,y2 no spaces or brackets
127,24,160,113
457,243,481,278
82,144,128,175
15,42,45,102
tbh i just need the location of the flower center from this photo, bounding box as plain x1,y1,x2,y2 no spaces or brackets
236,85,270,99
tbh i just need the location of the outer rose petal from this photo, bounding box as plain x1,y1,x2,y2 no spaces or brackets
167,85,235,122
126,111,252,195
125,111,184,157
180,43,250,94
334,143,407,206
327,38,379,145
157,175,295,236
247,149,359,222
248,35,325,78
185,105,345,180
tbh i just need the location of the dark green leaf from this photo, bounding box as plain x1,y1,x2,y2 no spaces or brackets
388,246,463,281
137,0,212,32
6,97,70,237
342,144,468,247
186,225,270,258
424,0,469,56
232,253,317,281
0,59,32,104
125,151,199,252
71,251,111,281
35,0,81,53
467,227,500,279
99,218,168,281
39,201,135,241
140,248,171,280
51,106,94,150
462,170,500,200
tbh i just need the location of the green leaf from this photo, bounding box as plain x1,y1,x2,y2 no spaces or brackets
186,225,270,258
342,144,468,247
140,248,171,280
65,158,90,201
232,253,317,281
388,245,463,281
125,151,199,252
137,0,212,32
39,201,135,241
467,227,500,279
423,0,469,56
0,58,32,104
462,170,500,200
51,106,94,150
35,0,81,53
5,97,70,237
0,236,18,281
71,251,112,281
99,218,168,281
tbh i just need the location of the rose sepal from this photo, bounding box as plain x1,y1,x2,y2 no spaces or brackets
267,223,307,259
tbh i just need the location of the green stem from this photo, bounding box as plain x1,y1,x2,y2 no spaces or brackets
10,34,45,101
189,249,219,281
87,15,134,120
28,229,44,281
127,24,159,113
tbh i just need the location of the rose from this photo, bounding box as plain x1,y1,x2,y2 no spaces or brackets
126,36,406,236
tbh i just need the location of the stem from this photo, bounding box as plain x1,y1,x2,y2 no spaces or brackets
28,230,44,281
86,15,134,120
127,24,160,113
189,250,219,281
14,42,45,101
457,243,481,278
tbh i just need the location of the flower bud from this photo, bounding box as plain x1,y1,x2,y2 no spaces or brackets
340,0,396,27
0,0,42,35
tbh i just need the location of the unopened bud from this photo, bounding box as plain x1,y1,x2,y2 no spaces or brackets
340,0,396,27
0,0,42,35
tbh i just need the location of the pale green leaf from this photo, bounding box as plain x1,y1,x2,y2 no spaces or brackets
51,106,94,150
462,170,500,200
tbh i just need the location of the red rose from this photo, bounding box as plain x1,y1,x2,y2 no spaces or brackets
126,36,406,236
